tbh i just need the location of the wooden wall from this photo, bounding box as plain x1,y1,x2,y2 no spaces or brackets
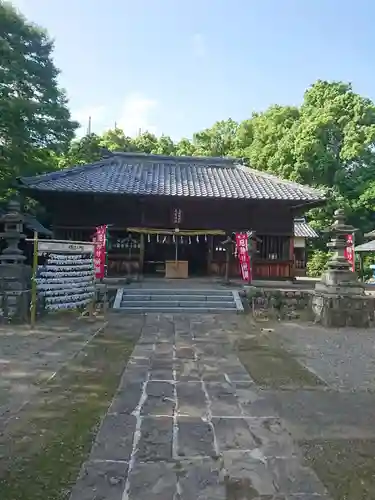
35,192,295,236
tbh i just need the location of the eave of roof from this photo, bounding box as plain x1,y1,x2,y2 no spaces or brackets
0,209,52,236
18,152,325,204
293,219,319,238
355,240,375,252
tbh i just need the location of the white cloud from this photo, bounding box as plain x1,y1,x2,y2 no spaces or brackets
70,94,160,138
116,93,159,136
191,33,207,58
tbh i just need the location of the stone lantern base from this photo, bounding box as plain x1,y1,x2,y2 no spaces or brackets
312,270,375,327
0,264,31,323
312,291,375,327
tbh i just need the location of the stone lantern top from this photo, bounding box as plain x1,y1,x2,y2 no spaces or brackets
329,209,355,235
0,199,26,264
314,208,363,297
326,209,355,272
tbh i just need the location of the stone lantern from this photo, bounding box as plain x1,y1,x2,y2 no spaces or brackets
0,199,26,264
0,200,30,322
312,209,374,327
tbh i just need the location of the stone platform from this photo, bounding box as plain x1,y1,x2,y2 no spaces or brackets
312,291,375,327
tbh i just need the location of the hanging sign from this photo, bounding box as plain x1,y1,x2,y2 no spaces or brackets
344,233,355,272
235,233,251,282
172,208,183,225
93,225,107,279
38,241,94,254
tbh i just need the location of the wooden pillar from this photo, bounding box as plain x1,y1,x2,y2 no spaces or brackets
139,233,145,275
207,235,213,275
289,236,295,279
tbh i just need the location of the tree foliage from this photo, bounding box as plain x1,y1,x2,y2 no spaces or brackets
0,1,78,198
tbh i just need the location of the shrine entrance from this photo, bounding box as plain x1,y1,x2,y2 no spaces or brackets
142,231,210,277
172,236,208,276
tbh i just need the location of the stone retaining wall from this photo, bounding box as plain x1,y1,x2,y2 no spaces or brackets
243,286,313,320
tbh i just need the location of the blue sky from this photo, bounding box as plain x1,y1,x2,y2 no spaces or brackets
11,0,375,140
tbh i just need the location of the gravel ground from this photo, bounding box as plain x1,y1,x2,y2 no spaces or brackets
0,315,105,429
273,321,375,391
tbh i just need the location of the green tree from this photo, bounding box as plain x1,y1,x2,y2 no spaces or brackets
292,80,375,190
0,1,78,196
306,250,331,277
58,133,102,168
100,128,135,153
175,138,196,156
132,131,159,154
193,119,239,156
155,135,176,155
236,106,300,178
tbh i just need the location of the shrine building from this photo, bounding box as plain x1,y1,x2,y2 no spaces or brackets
17,152,325,280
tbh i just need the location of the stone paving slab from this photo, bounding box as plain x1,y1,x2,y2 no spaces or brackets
127,461,176,500
109,381,143,414
179,457,226,500
141,381,175,416
90,414,136,461
70,314,332,500
176,381,208,417
177,416,216,458
174,359,201,381
137,416,173,461
213,417,259,451
69,460,129,500
205,382,243,416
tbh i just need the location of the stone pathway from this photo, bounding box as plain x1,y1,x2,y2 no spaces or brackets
70,314,331,499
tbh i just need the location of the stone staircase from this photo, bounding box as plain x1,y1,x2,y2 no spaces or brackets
113,288,244,313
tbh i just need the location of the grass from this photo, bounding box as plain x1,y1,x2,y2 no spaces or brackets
237,335,325,388
0,318,138,500
301,439,375,500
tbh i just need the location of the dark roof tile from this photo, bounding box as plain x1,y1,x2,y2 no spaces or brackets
19,153,325,203
294,218,318,238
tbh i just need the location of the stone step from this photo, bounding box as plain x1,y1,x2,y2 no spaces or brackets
114,287,244,313
121,300,236,308
122,289,233,296
122,294,234,302
117,306,239,314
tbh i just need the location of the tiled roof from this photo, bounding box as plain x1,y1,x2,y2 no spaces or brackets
18,153,325,203
294,218,318,238
0,209,52,236
355,240,375,252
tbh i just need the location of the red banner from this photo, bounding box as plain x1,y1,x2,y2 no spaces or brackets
236,233,251,282
344,233,355,272
93,225,107,279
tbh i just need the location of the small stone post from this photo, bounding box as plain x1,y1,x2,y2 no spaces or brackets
312,209,374,327
0,200,31,322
